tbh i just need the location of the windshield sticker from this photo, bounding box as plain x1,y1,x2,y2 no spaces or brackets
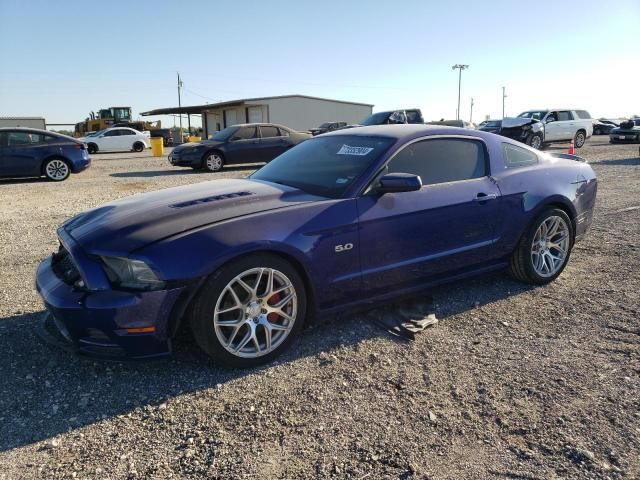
335,177,349,184
337,144,374,156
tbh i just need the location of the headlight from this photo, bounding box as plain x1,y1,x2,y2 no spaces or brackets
101,256,165,290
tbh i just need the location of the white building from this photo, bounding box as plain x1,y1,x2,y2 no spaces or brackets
0,117,46,129
141,95,373,138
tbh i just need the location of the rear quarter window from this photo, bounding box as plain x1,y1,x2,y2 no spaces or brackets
575,110,592,119
502,143,539,168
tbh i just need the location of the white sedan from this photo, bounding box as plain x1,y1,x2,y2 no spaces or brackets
81,127,150,154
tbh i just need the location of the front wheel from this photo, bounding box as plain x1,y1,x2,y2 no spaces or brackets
574,130,586,148
43,158,70,181
527,133,543,150
87,143,98,154
509,208,573,285
204,152,224,172
190,254,307,368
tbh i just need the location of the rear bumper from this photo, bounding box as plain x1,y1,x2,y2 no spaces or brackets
35,256,185,359
71,156,91,173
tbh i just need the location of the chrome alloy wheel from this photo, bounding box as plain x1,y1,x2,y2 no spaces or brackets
205,154,223,171
530,135,542,150
530,215,570,277
575,131,586,147
214,267,297,358
46,160,69,180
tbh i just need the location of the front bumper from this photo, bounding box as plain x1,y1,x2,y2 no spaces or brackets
35,255,185,359
168,149,202,167
609,133,640,143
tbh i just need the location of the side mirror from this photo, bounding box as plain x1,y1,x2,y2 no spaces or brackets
546,117,555,124
378,173,422,194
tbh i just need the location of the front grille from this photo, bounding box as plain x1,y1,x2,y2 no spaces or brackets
51,245,81,285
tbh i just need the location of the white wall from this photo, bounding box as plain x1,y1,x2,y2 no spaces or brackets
248,97,372,131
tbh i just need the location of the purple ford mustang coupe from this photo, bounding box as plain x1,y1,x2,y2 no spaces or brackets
35,125,597,367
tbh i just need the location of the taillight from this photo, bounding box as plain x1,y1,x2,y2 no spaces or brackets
72,143,85,150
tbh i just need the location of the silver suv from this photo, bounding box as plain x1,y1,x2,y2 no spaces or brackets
505,109,593,149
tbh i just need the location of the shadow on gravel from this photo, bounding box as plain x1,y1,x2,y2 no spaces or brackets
0,271,531,452
590,157,640,166
0,177,49,185
110,165,258,178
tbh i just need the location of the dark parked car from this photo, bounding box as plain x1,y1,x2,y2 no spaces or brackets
309,122,347,136
609,119,640,144
359,109,424,126
592,119,617,135
0,128,91,181
149,128,174,146
426,119,476,129
478,119,502,133
36,124,597,367
168,123,311,172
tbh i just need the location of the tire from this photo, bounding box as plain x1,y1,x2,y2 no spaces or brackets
87,143,98,154
574,130,586,148
190,254,307,368
527,133,543,150
43,158,71,182
509,208,574,285
204,151,224,172
133,142,145,153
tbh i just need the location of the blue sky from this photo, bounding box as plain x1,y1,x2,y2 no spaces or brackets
1,0,638,129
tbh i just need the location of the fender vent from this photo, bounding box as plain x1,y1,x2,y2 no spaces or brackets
170,191,254,209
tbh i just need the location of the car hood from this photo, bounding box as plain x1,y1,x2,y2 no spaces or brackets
611,126,640,133
62,179,323,254
501,117,542,129
173,140,221,152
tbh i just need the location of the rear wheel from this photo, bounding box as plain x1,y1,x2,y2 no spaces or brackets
574,130,586,148
190,254,306,368
133,142,145,152
43,158,70,181
509,208,573,285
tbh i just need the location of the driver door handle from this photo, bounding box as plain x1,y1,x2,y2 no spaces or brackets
474,193,498,202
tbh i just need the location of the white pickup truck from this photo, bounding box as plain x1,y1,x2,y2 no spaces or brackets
501,109,593,150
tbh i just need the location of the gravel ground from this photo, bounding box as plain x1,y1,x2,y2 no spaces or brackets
0,138,638,479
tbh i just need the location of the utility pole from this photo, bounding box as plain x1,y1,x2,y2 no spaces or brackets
177,72,183,135
502,86,507,119
452,64,469,120
470,97,474,123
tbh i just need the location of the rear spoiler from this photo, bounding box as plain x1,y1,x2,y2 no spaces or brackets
548,152,586,162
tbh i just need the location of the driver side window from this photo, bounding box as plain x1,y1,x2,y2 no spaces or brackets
546,111,558,123
386,138,488,186
231,127,257,141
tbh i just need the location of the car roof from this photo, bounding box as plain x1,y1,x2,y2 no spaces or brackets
320,124,503,142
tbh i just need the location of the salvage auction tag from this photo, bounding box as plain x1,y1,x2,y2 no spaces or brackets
337,144,374,156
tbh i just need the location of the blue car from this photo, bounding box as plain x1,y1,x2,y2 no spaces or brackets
35,125,597,367
0,128,91,181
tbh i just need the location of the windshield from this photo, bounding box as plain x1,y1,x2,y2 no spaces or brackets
517,110,548,120
319,122,331,128
360,112,392,126
250,135,396,198
87,129,107,137
210,126,237,141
